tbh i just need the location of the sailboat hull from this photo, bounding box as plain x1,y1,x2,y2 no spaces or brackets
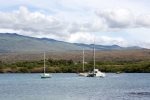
87,69,105,77
41,73,51,78
87,73,105,77
79,73,88,77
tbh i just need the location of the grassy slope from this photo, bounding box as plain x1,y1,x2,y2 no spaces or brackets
0,50,150,63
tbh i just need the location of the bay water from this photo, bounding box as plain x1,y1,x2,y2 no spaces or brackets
0,73,150,100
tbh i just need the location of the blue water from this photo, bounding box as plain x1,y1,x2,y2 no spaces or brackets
0,73,150,100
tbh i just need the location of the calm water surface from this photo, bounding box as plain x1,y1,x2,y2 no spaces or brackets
0,73,150,100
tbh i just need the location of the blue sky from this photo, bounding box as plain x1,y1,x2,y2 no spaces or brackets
0,0,150,48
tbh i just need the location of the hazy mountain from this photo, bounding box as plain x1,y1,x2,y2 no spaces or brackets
0,33,144,53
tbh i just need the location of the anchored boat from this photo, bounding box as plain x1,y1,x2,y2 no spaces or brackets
41,52,51,78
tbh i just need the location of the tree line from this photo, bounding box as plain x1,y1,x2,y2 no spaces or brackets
0,58,150,73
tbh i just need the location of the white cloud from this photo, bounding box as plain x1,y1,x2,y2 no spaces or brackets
136,14,150,27
0,6,68,36
67,32,93,44
0,6,149,34
67,32,128,46
96,8,150,29
96,9,134,28
133,41,150,48
68,19,106,33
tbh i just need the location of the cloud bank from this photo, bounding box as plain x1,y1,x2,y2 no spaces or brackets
96,9,150,29
0,6,150,48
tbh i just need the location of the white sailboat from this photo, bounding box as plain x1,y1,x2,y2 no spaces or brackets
41,52,51,78
87,40,105,77
79,49,88,76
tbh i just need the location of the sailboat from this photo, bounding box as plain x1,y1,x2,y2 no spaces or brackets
41,52,51,78
78,49,88,77
87,40,105,77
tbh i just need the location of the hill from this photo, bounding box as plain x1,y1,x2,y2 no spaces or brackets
0,33,144,53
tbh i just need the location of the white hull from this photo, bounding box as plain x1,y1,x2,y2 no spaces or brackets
78,73,88,77
41,73,51,78
95,72,105,77
87,69,105,77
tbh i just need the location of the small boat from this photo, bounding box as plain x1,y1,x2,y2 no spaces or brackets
41,52,51,78
116,71,122,74
41,73,51,78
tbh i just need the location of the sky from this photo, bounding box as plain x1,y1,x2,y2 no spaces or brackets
0,0,150,48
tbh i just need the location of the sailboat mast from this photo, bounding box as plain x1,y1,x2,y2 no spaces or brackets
82,49,85,72
93,39,95,72
44,52,46,74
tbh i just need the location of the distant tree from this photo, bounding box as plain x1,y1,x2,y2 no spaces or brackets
67,59,74,65
0,61,2,67
19,67,30,73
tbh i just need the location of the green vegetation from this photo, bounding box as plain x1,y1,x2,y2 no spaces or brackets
0,59,150,73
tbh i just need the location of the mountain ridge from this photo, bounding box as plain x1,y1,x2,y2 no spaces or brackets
0,33,145,53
